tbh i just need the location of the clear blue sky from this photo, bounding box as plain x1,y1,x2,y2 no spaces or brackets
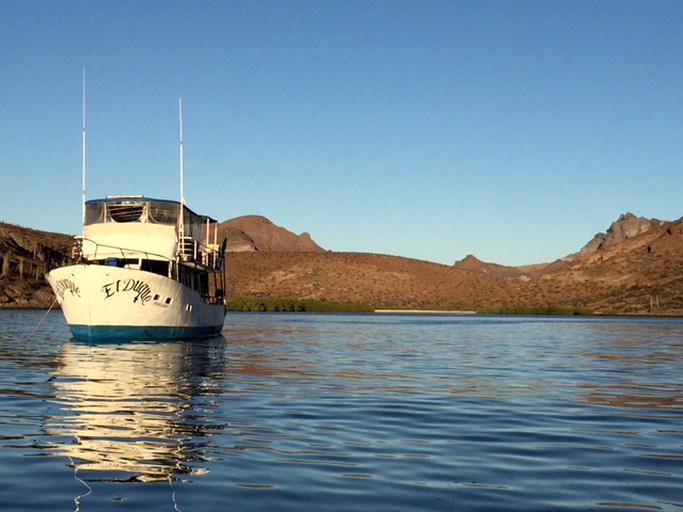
1,0,682,266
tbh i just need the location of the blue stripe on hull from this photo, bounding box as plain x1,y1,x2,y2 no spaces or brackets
69,324,224,342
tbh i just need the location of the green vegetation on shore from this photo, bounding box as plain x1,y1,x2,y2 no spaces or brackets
226,297,374,313
476,305,594,316
226,299,598,315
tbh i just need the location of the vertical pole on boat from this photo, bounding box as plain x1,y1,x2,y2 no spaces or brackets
82,68,87,235
178,97,185,245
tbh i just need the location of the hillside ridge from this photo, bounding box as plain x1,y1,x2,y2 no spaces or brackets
1,213,681,314
220,215,325,253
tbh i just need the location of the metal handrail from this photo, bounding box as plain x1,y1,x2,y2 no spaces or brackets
178,236,223,270
75,236,174,264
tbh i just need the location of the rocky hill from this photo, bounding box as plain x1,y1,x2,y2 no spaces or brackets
220,215,324,253
2,213,682,315
0,223,73,307
520,215,683,314
226,251,522,310
579,212,664,254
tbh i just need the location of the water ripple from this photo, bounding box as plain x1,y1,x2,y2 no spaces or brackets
1,312,683,511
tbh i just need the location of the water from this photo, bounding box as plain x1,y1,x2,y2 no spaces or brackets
1,310,682,511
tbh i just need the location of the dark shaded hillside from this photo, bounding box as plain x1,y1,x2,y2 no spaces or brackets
0,223,73,307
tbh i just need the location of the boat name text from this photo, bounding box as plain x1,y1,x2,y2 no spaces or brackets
55,279,80,299
102,279,153,305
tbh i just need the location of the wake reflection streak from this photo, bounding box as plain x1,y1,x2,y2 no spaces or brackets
46,337,226,486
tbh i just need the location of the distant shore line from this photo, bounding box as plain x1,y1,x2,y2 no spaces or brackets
1,305,680,318
374,309,476,315
2,299,678,317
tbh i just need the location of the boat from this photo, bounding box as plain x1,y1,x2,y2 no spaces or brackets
47,85,226,341
47,195,226,341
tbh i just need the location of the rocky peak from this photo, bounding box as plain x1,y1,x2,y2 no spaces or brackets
453,254,523,279
455,254,480,266
580,212,663,253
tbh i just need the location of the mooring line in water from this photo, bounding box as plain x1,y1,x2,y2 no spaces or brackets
168,474,183,512
68,456,93,512
23,297,58,345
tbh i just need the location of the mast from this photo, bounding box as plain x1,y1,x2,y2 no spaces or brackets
179,96,185,207
178,97,185,249
82,68,87,234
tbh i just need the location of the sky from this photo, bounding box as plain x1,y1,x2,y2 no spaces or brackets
1,0,682,266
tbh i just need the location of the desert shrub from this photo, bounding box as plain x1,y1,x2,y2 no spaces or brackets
477,304,593,316
226,297,374,313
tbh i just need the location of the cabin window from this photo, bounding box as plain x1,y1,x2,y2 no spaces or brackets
149,203,178,225
84,203,105,225
141,259,170,277
108,203,144,222
85,200,183,225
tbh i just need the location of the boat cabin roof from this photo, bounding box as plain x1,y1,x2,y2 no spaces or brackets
85,196,217,224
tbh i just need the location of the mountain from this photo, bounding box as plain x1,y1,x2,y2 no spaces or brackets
1,213,682,315
225,213,683,315
219,215,325,253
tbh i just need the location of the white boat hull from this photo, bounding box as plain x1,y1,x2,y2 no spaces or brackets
47,264,225,341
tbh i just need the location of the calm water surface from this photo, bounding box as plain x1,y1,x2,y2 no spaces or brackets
1,310,682,511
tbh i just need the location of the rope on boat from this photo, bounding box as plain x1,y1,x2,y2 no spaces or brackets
23,297,58,344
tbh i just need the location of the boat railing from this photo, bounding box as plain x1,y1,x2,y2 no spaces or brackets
179,237,197,261
77,236,223,272
75,236,174,267
178,236,223,270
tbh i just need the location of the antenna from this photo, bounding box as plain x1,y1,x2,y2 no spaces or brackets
81,68,87,234
178,97,185,246
179,97,185,205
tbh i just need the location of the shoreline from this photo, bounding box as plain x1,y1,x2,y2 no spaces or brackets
374,309,477,315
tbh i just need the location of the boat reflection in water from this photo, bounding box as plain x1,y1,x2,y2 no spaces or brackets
47,338,225,483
